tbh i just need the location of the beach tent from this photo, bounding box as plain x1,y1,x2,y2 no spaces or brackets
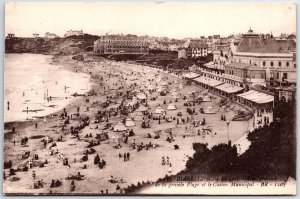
136,93,147,100
202,95,211,102
114,122,127,132
136,105,148,112
172,95,180,99
161,82,168,86
167,103,177,110
155,106,165,114
96,132,109,141
148,85,156,91
204,106,216,114
125,118,136,127
186,97,195,102
157,87,164,93
110,135,122,145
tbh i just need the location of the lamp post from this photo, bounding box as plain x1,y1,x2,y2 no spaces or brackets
226,120,231,145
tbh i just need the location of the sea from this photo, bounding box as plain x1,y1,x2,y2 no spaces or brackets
4,53,92,122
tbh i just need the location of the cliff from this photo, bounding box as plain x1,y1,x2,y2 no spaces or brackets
5,34,99,55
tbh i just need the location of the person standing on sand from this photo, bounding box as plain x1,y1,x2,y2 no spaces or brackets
168,163,172,173
123,153,127,162
126,152,130,161
32,171,36,179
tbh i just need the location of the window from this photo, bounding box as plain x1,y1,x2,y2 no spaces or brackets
283,73,288,79
277,72,279,79
270,70,274,78
286,62,290,67
270,62,273,67
294,64,296,68
278,61,281,67
263,61,266,66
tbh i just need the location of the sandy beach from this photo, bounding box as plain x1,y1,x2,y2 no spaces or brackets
4,54,264,195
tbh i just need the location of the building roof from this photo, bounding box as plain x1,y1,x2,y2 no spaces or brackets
247,65,265,71
189,40,208,48
215,83,244,94
237,29,292,53
237,90,274,104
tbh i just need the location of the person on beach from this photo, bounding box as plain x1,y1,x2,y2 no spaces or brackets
166,157,169,165
123,153,127,162
162,156,165,165
168,163,172,173
32,171,36,179
35,123,38,129
126,152,130,161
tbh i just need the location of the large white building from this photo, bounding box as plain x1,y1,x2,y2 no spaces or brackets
44,32,58,39
64,29,84,37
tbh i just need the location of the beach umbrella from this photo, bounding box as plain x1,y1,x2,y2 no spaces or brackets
114,122,127,132
125,118,136,127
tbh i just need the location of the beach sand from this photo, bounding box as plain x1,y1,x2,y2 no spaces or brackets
3,54,254,195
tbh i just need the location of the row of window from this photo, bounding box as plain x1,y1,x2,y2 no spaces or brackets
262,61,290,67
95,45,148,48
236,59,293,68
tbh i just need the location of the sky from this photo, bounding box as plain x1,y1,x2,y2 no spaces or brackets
5,2,296,39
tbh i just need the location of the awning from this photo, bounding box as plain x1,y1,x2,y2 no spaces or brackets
204,61,214,68
182,72,200,79
193,76,224,87
215,83,244,94
236,90,257,98
237,90,274,104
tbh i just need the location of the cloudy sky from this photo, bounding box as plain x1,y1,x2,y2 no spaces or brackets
5,2,296,38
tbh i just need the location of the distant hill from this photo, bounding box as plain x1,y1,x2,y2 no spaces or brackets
5,34,99,55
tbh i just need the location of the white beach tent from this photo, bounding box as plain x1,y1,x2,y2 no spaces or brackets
155,106,165,114
136,93,147,100
179,83,184,89
167,103,177,110
125,118,136,127
114,122,127,132
202,95,211,102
